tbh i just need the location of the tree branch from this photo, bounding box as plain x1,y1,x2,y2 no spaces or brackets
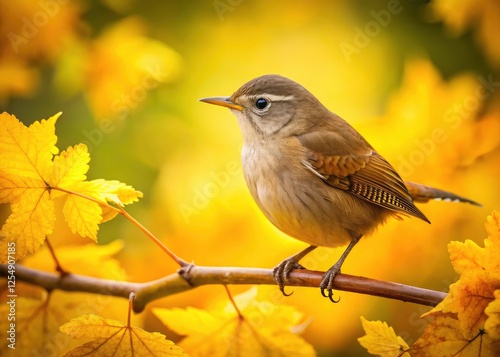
0,263,446,313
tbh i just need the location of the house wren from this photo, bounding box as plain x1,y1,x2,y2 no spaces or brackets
200,74,480,301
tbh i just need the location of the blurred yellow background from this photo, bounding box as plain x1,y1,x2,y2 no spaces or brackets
1,0,500,355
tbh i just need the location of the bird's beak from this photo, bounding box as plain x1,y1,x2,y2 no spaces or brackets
199,96,244,111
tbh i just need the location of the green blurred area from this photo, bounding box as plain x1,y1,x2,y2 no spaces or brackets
1,0,500,355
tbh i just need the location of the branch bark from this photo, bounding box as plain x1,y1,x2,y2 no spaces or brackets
0,263,446,313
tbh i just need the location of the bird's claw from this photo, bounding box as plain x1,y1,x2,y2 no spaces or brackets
273,259,305,296
319,264,341,303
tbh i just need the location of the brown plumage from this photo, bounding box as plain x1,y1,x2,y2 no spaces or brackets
200,74,480,301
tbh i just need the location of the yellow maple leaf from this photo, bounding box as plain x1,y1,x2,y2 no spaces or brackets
410,312,498,357
67,179,142,225
153,287,315,357
50,145,142,238
0,112,143,261
51,144,90,190
411,212,500,356
0,112,60,260
429,211,500,336
484,290,500,340
362,213,500,357
60,314,187,356
63,193,102,239
0,112,59,178
436,274,497,337
74,179,142,207
358,316,410,357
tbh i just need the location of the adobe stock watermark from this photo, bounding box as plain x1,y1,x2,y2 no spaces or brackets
213,0,243,21
396,74,500,177
7,0,70,54
339,0,407,63
179,160,241,223
5,241,16,350
81,65,168,153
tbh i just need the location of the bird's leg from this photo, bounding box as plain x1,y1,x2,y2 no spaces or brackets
273,245,317,296
320,235,362,302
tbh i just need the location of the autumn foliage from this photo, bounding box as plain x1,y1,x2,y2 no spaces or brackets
0,113,142,261
359,212,500,356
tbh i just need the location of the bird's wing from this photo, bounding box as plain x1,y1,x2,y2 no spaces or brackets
298,130,429,222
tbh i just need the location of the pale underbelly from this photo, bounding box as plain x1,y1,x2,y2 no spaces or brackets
249,170,389,248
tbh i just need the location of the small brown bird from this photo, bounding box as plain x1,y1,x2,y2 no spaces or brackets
200,74,480,301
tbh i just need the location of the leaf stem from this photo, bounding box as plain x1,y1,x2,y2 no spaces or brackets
45,237,67,275
224,285,244,319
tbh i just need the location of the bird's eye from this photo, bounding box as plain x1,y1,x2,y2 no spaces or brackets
255,98,269,110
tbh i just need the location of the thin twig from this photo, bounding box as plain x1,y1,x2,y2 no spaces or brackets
45,238,67,275
128,292,136,327
224,285,244,319
0,264,446,313
117,206,188,267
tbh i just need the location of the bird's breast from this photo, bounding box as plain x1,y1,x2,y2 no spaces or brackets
240,139,384,248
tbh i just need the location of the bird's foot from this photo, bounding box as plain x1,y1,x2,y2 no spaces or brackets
273,258,306,297
319,263,341,303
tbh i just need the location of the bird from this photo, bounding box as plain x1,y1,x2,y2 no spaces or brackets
199,74,480,302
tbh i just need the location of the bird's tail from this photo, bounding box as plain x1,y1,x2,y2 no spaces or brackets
404,181,482,206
